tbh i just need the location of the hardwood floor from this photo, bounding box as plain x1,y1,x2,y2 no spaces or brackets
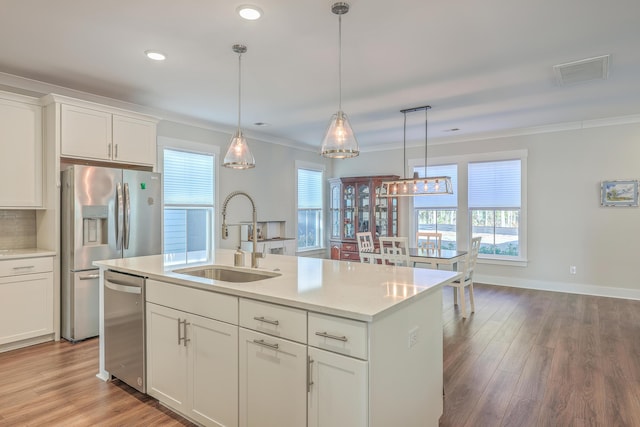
1,283,639,426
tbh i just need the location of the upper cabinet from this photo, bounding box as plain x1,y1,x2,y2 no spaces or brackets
0,92,43,208
44,94,158,168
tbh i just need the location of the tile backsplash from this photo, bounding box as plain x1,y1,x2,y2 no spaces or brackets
0,210,37,249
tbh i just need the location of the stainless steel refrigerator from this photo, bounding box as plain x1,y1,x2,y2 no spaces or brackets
61,165,161,342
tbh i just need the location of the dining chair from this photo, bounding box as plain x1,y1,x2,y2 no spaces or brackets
416,231,442,251
356,232,376,264
378,237,411,267
447,236,481,318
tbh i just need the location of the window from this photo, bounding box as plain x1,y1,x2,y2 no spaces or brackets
468,159,521,259
297,165,324,251
163,148,215,265
413,164,458,250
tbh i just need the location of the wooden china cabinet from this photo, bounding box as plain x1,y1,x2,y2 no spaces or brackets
329,175,400,261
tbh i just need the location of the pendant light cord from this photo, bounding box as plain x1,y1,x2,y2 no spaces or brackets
424,107,428,178
403,111,407,179
237,52,242,131
338,14,342,112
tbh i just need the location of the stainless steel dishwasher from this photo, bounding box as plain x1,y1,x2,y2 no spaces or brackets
104,270,146,393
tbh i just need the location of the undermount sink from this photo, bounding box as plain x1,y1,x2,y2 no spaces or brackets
173,265,281,283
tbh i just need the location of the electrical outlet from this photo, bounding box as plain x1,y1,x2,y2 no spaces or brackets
408,327,419,348
569,265,577,275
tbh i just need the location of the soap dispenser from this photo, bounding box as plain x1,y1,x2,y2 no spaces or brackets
234,246,245,267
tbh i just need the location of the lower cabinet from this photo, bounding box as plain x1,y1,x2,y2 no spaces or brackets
0,256,54,350
307,347,368,427
238,328,307,427
146,302,238,427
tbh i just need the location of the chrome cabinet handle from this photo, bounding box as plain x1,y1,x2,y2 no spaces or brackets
315,331,348,342
182,319,190,347
79,274,100,280
12,265,35,270
253,316,279,326
178,318,190,346
114,144,119,159
307,356,314,392
253,339,279,350
108,143,112,158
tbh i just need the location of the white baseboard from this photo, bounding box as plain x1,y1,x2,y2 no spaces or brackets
475,274,640,301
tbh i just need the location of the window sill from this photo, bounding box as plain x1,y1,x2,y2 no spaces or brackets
477,257,528,268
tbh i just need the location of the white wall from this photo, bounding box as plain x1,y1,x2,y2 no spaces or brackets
334,121,640,299
158,120,332,252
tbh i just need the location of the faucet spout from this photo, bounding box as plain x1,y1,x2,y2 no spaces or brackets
221,191,264,268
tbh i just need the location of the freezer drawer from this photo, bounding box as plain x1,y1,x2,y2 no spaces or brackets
61,270,100,342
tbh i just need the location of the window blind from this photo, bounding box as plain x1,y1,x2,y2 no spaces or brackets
298,168,322,209
413,164,458,208
468,159,521,208
164,149,214,205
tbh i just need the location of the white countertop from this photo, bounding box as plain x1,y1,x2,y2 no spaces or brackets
94,250,460,322
0,248,56,260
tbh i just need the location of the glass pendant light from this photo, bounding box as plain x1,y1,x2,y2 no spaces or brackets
224,44,256,169
381,106,453,196
320,2,359,159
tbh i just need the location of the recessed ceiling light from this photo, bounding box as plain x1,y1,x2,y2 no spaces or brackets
145,50,166,61
237,5,263,20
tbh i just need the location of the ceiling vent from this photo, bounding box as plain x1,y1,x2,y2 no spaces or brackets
553,55,610,86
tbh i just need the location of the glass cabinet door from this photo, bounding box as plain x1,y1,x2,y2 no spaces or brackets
357,183,370,234
343,184,355,239
375,185,388,237
330,183,341,239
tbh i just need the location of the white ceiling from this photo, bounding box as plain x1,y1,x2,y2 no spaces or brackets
2,0,640,151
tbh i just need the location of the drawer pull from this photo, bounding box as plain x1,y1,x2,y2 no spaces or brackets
307,356,314,392
79,274,100,280
315,331,348,342
253,339,279,350
253,316,280,326
12,265,35,270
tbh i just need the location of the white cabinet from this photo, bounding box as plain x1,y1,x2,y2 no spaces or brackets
0,256,54,351
0,92,43,208
239,328,307,427
308,312,369,427
49,96,157,167
146,280,238,427
308,347,368,427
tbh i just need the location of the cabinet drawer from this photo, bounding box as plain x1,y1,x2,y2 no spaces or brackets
340,251,360,261
308,312,368,360
0,256,53,277
146,279,238,324
239,298,307,344
341,243,357,252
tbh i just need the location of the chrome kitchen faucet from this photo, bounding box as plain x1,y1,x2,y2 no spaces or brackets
221,191,265,268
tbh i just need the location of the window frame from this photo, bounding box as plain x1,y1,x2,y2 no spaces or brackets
409,149,528,267
295,160,325,253
158,136,219,265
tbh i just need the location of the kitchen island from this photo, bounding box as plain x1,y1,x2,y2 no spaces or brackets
95,250,460,427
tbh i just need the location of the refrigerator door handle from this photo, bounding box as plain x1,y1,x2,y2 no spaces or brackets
116,183,124,250
124,183,131,250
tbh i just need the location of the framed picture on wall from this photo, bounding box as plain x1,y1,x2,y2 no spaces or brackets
600,180,639,207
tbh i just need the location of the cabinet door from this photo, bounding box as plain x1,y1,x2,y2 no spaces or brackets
356,182,371,235
112,114,156,166
239,329,307,427
189,313,238,427
0,96,42,207
0,272,53,345
61,104,111,160
329,182,341,239
343,184,356,239
308,347,368,427
146,303,188,412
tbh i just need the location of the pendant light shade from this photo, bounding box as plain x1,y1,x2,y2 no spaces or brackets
224,44,255,169
381,106,453,196
320,2,359,158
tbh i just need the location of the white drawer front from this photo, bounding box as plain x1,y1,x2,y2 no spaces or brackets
308,312,368,360
239,298,307,344
146,279,238,324
0,256,53,277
